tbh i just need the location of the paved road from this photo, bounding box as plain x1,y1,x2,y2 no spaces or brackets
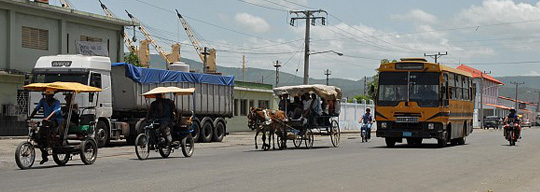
1,128,540,192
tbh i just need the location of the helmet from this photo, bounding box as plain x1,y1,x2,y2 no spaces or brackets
510,108,516,113
366,107,371,112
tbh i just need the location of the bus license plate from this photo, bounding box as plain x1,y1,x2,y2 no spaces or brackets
403,132,412,137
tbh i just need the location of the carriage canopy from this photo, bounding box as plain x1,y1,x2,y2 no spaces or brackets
24,82,102,93
141,87,195,98
273,84,342,101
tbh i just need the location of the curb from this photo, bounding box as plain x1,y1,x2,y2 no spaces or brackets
0,136,26,140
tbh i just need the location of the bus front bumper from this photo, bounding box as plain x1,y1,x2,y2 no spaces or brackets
376,122,445,139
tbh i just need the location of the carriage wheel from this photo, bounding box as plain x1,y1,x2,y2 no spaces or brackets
330,120,341,147
135,133,150,160
53,151,70,166
181,134,194,157
293,133,302,149
15,142,35,169
158,141,172,158
80,139,98,165
305,129,314,149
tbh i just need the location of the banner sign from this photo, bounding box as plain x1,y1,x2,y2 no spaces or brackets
76,41,108,56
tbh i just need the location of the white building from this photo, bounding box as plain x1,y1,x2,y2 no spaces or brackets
0,0,135,135
457,65,504,128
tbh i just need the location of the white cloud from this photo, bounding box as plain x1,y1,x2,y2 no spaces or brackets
524,70,540,76
454,0,540,35
390,9,438,24
234,13,270,33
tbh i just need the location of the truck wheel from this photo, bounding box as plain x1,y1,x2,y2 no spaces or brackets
200,121,213,143
96,120,110,147
385,138,396,148
191,121,201,142
212,121,225,142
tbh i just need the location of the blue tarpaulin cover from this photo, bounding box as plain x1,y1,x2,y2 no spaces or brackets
112,63,234,86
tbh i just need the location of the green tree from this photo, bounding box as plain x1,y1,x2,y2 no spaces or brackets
367,73,379,99
124,50,142,67
351,94,372,102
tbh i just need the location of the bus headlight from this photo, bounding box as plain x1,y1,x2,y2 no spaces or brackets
428,123,435,130
381,122,387,129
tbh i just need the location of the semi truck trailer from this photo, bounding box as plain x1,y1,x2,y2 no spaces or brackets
29,55,234,147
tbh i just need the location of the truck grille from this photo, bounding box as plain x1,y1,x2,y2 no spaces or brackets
395,116,419,123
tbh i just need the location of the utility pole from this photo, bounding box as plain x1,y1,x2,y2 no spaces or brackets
536,91,540,112
289,9,328,85
510,81,525,110
324,69,331,85
424,52,448,64
202,47,210,73
242,55,246,81
479,71,491,129
273,60,281,87
363,76,367,95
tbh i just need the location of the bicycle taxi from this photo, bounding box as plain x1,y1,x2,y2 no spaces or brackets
15,82,100,169
134,87,195,160
273,84,342,149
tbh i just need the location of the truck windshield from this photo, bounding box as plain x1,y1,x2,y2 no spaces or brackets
32,73,89,85
378,72,440,107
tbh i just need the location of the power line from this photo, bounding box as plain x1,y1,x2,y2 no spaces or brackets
235,0,288,12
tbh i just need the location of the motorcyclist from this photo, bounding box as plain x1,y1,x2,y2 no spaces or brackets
146,93,176,146
27,88,63,164
359,108,374,140
503,108,521,139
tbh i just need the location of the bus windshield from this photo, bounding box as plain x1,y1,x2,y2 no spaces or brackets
32,73,89,85
378,72,440,107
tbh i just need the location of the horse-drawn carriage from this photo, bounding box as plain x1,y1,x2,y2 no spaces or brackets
248,85,341,150
15,82,100,169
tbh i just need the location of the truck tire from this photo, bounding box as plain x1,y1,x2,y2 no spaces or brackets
200,120,213,143
212,121,225,142
385,138,396,148
191,121,201,142
96,120,110,147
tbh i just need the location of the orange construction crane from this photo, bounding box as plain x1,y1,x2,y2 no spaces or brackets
175,9,217,73
126,10,179,70
98,0,137,53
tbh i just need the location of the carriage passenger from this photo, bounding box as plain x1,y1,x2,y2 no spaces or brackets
289,96,303,119
278,94,290,112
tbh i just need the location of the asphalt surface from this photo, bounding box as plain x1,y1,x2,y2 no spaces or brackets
1,128,540,192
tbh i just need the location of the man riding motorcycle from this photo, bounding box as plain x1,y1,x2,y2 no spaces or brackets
503,108,521,140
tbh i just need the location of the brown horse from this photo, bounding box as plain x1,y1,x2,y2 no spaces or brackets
247,107,287,150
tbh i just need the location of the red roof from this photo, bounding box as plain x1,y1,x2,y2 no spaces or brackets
456,64,504,85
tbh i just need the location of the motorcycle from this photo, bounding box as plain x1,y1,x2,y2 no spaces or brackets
504,120,521,146
361,123,372,143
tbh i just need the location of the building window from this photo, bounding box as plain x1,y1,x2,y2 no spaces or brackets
234,99,239,116
258,100,270,109
22,26,48,50
249,100,254,108
80,35,102,42
240,99,247,116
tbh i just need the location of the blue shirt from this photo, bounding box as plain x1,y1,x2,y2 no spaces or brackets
362,113,373,124
35,98,62,123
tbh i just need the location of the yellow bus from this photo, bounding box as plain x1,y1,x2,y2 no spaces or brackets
375,58,474,147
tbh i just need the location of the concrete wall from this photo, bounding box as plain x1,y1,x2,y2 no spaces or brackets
0,9,7,69
0,74,24,106
13,12,61,72
66,22,120,62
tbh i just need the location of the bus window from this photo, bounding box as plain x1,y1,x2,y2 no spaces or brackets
409,72,439,107
378,72,408,106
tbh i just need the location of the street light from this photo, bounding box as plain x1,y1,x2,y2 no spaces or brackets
310,50,343,56
303,50,343,85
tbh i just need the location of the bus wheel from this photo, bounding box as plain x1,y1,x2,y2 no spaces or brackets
385,138,396,148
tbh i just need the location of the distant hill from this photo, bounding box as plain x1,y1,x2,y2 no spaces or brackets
147,54,369,98
497,76,540,103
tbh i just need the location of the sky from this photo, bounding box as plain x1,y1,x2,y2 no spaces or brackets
56,0,540,80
